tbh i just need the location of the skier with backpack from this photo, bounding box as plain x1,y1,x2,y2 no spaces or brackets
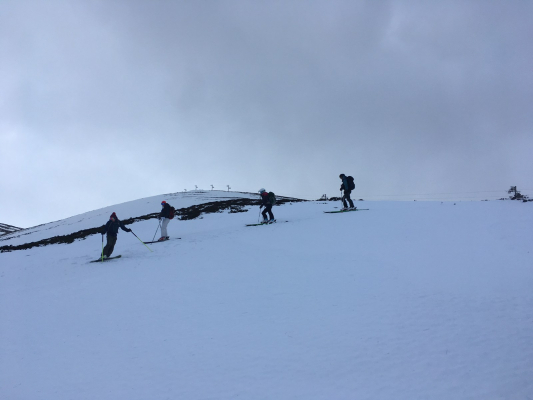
339,174,355,210
100,212,131,258
259,188,276,223
158,200,175,241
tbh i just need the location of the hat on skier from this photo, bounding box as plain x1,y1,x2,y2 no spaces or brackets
110,212,117,219
161,201,167,206
258,188,265,194
339,174,345,178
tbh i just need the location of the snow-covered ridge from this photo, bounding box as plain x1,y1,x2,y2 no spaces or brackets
0,190,304,252
0,223,22,236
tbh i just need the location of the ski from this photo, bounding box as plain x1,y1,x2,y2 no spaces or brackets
246,223,274,226
143,238,181,244
324,208,369,214
90,255,122,263
246,220,283,226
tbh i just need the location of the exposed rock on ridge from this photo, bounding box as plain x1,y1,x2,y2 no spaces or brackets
0,197,304,253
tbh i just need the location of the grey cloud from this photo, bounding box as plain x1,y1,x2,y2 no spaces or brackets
1,0,532,227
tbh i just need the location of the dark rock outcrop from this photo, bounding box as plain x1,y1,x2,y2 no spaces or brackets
0,197,304,253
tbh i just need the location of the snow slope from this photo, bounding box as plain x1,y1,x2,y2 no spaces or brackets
1,194,532,399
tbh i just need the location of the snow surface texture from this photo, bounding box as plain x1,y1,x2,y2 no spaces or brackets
1,192,532,399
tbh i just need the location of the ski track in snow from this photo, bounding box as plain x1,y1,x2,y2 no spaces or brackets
1,192,532,399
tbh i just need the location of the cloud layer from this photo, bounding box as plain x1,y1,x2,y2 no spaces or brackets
1,0,532,227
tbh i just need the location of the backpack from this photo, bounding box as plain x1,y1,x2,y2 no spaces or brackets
347,176,355,190
168,205,176,219
268,192,277,205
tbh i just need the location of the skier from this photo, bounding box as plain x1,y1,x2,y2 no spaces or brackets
100,212,131,258
158,201,172,241
259,188,275,223
339,173,355,210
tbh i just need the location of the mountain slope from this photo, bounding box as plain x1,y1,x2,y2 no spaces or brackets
0,190,302,252
1,197,532,399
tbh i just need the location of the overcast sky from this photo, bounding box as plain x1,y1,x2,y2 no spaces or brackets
1,0,532,228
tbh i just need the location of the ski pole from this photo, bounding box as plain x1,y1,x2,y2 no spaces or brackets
101,234,104,262
130,230,153,252
152,220,161,242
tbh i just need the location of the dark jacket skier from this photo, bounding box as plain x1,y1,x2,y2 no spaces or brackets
159,201,171,219
259,188,275,223
100,212,131,258
158,201,172,241
339,174,355,209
